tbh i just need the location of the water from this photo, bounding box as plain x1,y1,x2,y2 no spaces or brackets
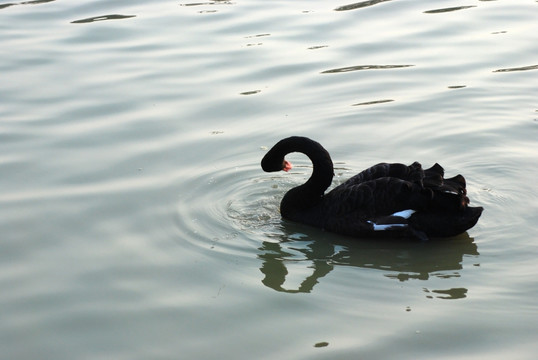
1,0,537,359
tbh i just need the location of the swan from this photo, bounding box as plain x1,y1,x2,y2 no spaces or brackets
261,136,483,241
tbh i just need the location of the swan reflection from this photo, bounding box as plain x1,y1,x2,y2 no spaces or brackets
258,223,478,298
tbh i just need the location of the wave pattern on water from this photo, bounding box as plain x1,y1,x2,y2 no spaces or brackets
179,0,234,7
493,64,538,73
352,99,394,106
334,0,392,12
174,163,284,256
0,0,55,10
321,64,414,74
424,6,477,14
2,0,538,358
71,14,136,24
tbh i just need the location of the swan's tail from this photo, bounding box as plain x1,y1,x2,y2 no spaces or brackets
410,206,483,238
411,164,483,237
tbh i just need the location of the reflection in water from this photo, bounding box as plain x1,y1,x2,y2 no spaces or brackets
259,238,335,293
352,99,394,106
0,0,55,10
71,14,136,24
426,287,468,300
334,0,392,12
493,64,538,73
308,45,328,50
258,225,479,298
240,90,261,95
321,64,414,74
423,6,476,14
21,0,55,4
179,1,234,7
245,33,271,38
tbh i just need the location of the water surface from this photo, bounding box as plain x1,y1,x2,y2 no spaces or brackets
1,0,537,359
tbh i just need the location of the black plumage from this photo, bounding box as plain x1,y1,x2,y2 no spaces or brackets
261,136,483,241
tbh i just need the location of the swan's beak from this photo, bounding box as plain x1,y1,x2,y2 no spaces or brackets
282,160,293,172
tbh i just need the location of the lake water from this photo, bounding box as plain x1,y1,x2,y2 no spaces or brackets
1,0,537,359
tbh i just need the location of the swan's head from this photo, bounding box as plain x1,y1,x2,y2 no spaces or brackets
261,136,328,174
261,154,293,173
261,141,293,173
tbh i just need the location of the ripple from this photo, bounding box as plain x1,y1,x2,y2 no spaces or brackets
244,33,271,38
493,64,538,73
239,90,261,95
424,6,476,14
174,163,285,256
321,64,414,74
352,99,394,106
307,45,328,50
71,14,136,24
179,1,234,6
0,0,55,10
21,0,54,4
334,0,392,12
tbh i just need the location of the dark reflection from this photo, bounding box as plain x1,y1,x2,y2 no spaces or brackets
258,223,479,296
20,0,55,4
426,287,468,300
493,64,538,73
0,0,55,10
321,64,414,74
71,14,136,24
353,99,394,106
245,33,270,38
239,90,261,95
334,0,392,12
179,0,233,6
308,45,328,50
259,237,335,293
424,6,476,14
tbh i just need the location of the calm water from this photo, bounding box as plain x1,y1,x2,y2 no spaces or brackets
1,0,537,359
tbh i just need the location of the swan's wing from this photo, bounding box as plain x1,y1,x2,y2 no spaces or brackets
323,163,480,239
334,162,468,210
326,175,431,216
323,177,432,238
337,162,426,189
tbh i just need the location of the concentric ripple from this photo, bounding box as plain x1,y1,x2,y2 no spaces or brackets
174,162,293,257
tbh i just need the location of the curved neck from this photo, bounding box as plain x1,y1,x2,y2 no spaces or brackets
263,137,334,219
294,138,334,196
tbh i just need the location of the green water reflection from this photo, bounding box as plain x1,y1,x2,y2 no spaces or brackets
258,227,478,298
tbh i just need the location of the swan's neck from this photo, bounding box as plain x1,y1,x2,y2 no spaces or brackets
277,137,334,219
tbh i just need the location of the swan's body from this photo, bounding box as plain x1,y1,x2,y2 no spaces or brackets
261,136,483,241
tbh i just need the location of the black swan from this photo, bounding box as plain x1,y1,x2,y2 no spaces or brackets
261,136,483,241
